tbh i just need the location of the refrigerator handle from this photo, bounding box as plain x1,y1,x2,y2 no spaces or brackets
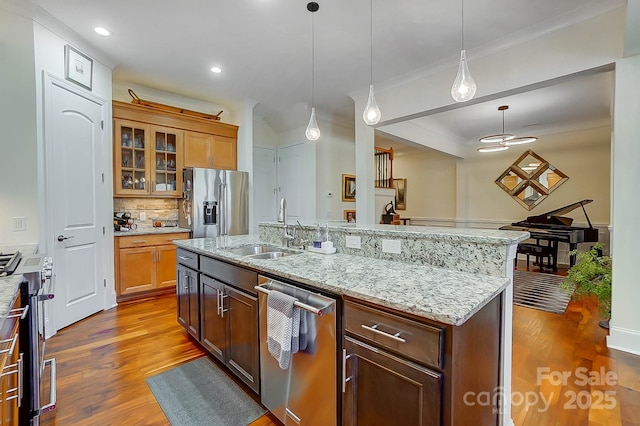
218,182,225,235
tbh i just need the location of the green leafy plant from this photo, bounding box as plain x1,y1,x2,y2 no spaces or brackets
561,243,612,318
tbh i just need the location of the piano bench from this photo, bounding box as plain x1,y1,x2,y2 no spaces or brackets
517,243,554,271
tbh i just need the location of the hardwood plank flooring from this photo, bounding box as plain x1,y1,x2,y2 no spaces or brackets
39,283,639,425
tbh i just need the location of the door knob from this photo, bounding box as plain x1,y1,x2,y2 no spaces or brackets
57,235,74,242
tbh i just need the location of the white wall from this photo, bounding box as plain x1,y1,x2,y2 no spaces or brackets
314,121,356,221
0,8,39,246
608,53,640,355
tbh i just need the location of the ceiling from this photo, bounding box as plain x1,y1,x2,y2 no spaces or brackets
4,0,622,147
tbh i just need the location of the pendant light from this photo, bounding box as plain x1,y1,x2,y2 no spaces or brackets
477,105,538,152
305,2,321,141
362,0,381,125
451,0,476,102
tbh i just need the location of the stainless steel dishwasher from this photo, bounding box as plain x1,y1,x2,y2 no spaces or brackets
256,276,337,425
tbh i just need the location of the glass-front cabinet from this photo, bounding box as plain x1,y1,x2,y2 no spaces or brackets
114,119,181,197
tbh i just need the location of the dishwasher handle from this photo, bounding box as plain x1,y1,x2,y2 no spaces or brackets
254,283,334,316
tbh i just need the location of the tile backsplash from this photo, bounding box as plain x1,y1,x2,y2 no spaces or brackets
114,198,178,227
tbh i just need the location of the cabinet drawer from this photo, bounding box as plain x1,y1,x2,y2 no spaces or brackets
344,300,444,369
176,248,199,270
200,256,258,294
118,232,189,248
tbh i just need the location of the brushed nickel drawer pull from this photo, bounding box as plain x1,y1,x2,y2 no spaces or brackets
131,240,148,244
361,324,407,343
178,255,192,261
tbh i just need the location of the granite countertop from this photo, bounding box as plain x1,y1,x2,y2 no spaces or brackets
175,235,511,326
114,226,191,237
0,245,36,328
0,276,23,325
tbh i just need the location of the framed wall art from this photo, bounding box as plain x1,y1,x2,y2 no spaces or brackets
64,45,93,90
343,210,356,223
393,178,407,210
342,174,356,202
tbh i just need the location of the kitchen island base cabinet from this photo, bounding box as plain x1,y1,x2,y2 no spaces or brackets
177,262,200,340
179,252,260,394
343,336,442,426
344,295,502,426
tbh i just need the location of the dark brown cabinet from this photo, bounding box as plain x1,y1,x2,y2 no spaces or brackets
177,263,199,340
200,276,259,393
343,336,442,426
177,250,260,394
343,296,502,426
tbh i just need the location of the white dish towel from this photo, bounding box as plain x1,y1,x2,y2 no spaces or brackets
267,290,300,370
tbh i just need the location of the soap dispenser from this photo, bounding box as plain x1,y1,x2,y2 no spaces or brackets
313,224,323,248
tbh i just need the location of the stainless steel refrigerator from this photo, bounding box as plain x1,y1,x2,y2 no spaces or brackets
179,167,249,238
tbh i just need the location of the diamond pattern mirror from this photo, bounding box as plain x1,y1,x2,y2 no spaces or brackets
495,150,568,210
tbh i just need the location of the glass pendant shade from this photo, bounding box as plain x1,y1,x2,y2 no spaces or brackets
363,85,382,125
305,107,320,140
451,50,476,102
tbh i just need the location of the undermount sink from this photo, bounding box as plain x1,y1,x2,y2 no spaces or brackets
226,244,282,256
246,251,297,260
226,244,302,259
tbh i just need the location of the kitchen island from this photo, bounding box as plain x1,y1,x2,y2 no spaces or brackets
175,224,528,425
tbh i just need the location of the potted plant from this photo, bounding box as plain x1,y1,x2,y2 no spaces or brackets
561,243,612,328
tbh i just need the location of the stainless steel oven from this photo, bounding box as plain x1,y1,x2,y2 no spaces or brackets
17,254,56,425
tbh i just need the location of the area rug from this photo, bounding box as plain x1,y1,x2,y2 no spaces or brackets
146,357,266,426
513,270,575,315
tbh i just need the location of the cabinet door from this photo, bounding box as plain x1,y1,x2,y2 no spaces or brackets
200,275,226,362
150,126,181,196
183,131,213,168
343,336,442,426
118,247,156,295
177,264,189,330
114,119,150,196
211,135,237,170
225,286,259,393
156,244,178,289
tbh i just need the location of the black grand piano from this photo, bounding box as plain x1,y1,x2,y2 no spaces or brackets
500,199,599,269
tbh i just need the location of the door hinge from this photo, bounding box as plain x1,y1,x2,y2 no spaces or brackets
101,120,104,130
102,173,105,183
103,226,105,235
103,278,107,288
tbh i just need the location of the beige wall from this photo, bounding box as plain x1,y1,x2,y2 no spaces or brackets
383,125,610,228
459,126,611,225
388,148,457,219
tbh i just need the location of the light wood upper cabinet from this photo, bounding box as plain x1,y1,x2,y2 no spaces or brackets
113,120,182,197
212,135,237,170
184,131,237,170
113,101,239,196
183,131,213,168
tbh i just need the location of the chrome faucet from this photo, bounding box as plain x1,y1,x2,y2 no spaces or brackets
278,198,295,247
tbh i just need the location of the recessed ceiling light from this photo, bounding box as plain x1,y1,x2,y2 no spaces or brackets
211,67,222,74
94,27,110,36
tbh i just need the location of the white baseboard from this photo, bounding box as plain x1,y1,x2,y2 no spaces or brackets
607,325,640,355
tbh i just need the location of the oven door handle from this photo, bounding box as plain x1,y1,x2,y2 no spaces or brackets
39,358,57,414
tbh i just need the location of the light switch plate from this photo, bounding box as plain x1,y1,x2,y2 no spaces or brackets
382,239,401,254
345,235,361,249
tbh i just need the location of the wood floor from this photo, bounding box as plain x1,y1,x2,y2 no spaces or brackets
39,282,639,425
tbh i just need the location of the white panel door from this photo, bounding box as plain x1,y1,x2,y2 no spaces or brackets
45,76,106,330
253,146,277,233
277,143,308,221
